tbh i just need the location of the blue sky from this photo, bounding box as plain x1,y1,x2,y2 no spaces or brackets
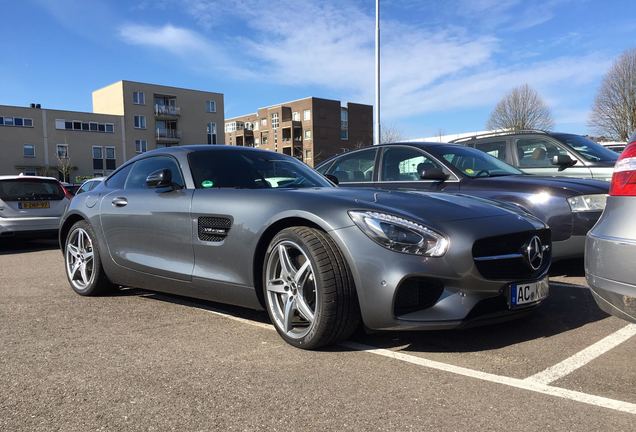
1,0,634,139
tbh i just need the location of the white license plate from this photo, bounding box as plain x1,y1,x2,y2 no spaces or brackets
510,278,549,308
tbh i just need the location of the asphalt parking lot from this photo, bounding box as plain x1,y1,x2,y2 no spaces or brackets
1,239,635,431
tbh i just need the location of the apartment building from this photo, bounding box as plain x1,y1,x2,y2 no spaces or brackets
0,80,224,182
224,97,372,166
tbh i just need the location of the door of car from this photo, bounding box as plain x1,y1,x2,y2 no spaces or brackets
377,146,459,192
512,136,592,178
323,147,378,187
99,155,194,281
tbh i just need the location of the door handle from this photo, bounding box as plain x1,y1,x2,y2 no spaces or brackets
111,197,128,207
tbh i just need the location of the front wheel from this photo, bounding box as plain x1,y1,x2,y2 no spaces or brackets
263,227,360,349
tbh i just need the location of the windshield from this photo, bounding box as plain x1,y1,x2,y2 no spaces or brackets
428,145,523,178
0,179,65,201
188,150,333,189
551,133,618,162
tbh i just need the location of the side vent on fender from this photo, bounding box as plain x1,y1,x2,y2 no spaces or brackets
198,216,232,242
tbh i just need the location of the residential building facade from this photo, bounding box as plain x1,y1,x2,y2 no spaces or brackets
224,97,372,166
0,81,224,182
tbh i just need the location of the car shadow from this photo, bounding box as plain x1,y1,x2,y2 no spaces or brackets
0,237,60,255
127,278,608,354
549,258,585,277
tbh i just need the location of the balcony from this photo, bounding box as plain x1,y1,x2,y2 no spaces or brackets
154,104,181,118
156,128,181,142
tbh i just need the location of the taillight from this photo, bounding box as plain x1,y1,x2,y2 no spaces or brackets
60,184,73,200
609,141,636,196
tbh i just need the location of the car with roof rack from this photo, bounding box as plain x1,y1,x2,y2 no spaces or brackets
449,130,618,181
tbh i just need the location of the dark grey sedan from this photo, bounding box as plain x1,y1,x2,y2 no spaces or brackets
586,137,636,322
317,143,609,260
60,145,551,349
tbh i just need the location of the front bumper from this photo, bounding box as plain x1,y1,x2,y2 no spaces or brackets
0,216,61,237
585,232,636,323
330,218,549,331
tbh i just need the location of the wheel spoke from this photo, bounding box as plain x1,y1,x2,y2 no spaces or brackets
79,262,89,284
77,230,84,252
83,250,94,262
294,260,311,285
283,297,296,332
67,244,80,258
278,244,297,279
295,295,314,322
266,278,287,294
70,260,81,279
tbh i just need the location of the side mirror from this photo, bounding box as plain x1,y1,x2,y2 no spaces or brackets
420,167,450,181
146,168,173,188
325,174,339,185
551,155,577,171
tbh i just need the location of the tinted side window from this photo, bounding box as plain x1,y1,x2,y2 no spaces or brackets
105,164,133,189
380,147,441,181
475,141,507,161
516,138,568,168
125,156,185,190
76,182,92,194
326,148,377,183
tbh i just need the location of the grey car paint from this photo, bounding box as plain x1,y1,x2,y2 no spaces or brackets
60,145,551,331
316,143,608,260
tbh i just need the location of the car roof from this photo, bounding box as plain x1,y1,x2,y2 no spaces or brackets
0,175,59,181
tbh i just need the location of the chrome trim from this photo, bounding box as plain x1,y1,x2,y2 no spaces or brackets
474,253,524,261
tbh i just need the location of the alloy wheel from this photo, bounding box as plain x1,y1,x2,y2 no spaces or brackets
65,228,95,290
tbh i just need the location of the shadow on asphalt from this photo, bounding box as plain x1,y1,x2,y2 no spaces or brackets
549,258,585,277
0,237,59,255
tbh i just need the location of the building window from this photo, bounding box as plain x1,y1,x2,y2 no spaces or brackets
135,139,148,153
340,107,349,140
206,100,216,113
304,130,312,140
261,118,267,127
23,168,37,176
207,122,217,145
292,112,300,121
56,144,68,159
254,138,260,145
55,119,114,133
55,119,65,129
93,172,104,177
0,117,33,128
253,121,259,131
23,144,35,158
92,146,103,170
23,118,33,127
105,123,114,133
271,113,279,129
89,122,98,131
303,109,311,121
133,91,145,105
134,115,146,129
305,149,311,159
105,146,116,170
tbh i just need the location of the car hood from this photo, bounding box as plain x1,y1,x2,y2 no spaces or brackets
300,187,536,224
465,175,609,196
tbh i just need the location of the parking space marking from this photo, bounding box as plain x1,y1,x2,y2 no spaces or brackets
341,342,636,415
526,323,636,385
156,296,636,415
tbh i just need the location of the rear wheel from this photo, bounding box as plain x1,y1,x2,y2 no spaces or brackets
263,227,360,349
64,220,114,296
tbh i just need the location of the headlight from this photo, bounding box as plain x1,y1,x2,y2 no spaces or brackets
348,211,448,256
567,194,607,212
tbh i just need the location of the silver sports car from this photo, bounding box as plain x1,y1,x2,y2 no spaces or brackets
60,145,551,349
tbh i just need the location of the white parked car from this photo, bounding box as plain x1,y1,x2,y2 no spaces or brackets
0,175,71,238
75,177,104,195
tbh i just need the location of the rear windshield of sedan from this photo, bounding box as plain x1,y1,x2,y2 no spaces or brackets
0,179,65,201
551,133,618,162
188,150,333,189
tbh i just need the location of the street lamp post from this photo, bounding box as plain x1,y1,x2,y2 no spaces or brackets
374,0,381,145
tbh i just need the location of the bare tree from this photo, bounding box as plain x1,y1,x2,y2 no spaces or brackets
589,48,636,141
380,122,405,143
57,156,75,183
486,84,554,131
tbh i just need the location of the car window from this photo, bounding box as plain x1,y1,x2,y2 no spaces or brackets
105,164,133,189
475,141,507,161
325,148,377,183
0,179,65,201
550,133,618,162
380,147,441,181
515,138,569,168
125,156,185,190
76,182,92,194
427,145,522,177
188,150,332,189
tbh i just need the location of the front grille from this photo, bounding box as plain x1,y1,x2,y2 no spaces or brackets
198,216,232,242
472,229,551,280
394,277,444,316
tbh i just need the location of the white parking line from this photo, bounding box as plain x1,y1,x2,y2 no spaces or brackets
158,297,636,416
526,323,636,385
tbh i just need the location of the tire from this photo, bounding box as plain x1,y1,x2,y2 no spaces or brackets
263,227,360,349
64,220,114,296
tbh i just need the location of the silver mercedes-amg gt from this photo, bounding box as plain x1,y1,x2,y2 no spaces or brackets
60,145,551,349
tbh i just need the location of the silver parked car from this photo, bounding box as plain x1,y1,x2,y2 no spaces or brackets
60,146,552,349
586,135,636,322
75,177,104,195
0,175,71,238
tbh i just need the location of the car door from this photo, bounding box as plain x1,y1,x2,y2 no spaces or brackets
377,146,459,192
513,136,592,178
324,147,378,187
99,155,194,281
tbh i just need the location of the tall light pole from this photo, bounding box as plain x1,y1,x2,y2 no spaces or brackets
373,0,381,145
